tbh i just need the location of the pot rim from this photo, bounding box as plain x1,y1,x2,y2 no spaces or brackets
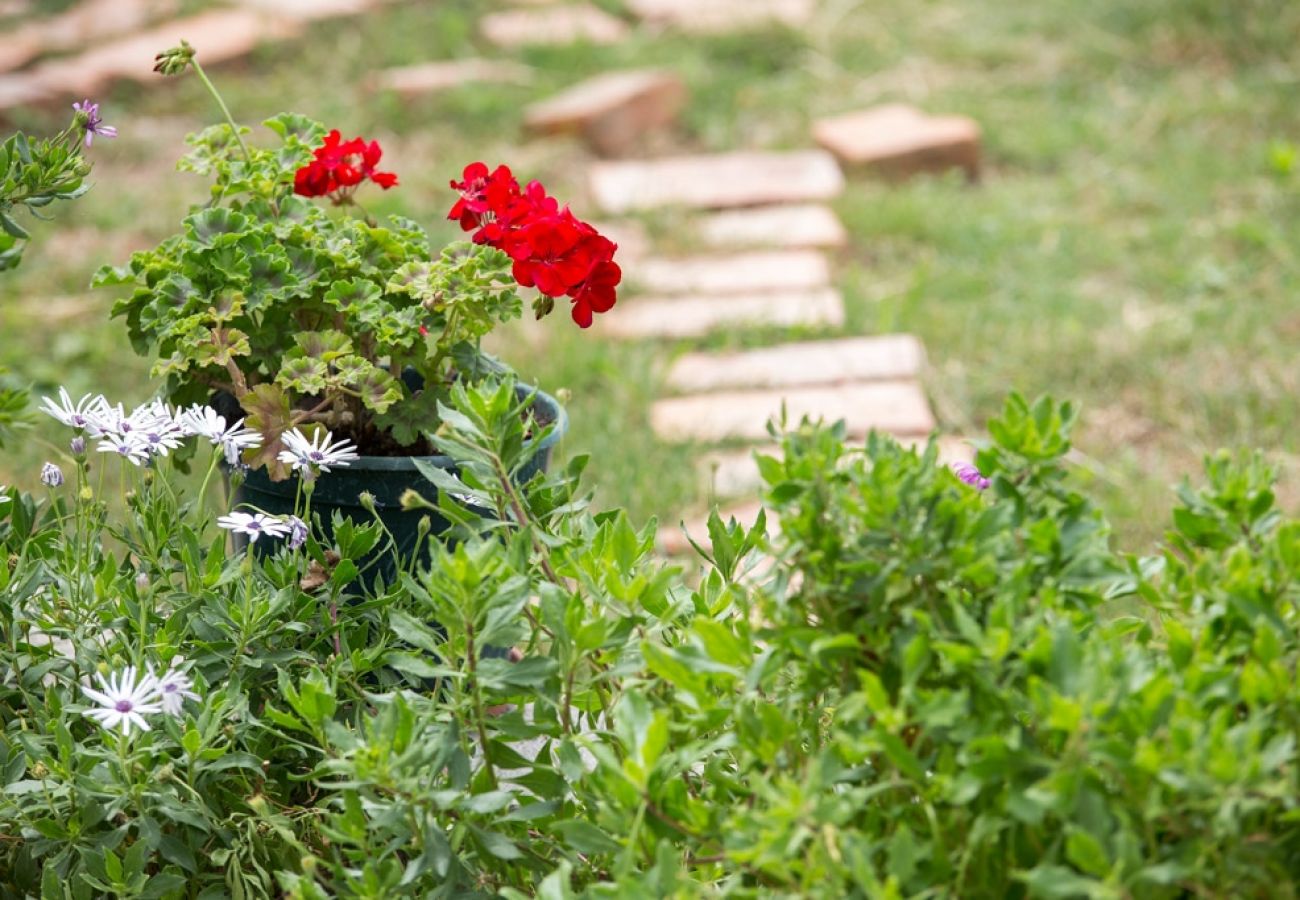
241,384,568,475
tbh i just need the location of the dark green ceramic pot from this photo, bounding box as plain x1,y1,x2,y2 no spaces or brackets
230,386,566,588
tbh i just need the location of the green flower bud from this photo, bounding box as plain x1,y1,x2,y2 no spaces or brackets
153,40,195,76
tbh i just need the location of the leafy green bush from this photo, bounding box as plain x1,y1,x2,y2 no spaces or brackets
2,384,1298,898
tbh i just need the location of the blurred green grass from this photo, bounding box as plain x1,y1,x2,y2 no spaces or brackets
2,0,1298,547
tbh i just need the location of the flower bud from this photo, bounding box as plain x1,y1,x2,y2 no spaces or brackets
135,571,150,591
79,486,93,502
70,436,86,456
153,40,195,76
40,462,63,488
399,488,428,511
30,762,48,779
357,491,377,514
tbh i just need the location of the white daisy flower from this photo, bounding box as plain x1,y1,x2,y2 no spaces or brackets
96,433,151,467
82,666,162,735
133,417,187,458
154,661,200,717
277,427,360,475
179,405,261,464
0,487,9,505
39,388,109,433
216,511,293,543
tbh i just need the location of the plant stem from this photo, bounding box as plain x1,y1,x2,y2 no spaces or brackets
190,59,253,167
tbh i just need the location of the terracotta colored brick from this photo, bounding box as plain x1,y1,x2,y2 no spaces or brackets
701,437,975,498
0,0,175,74
665,335,924,394
525,69,686,156
600,288,844,340
231,0,370,21
481,5,629,48
651,381,935,443
368,59,532,98
697,203,847,250
813,103,981,179
632,250,830,295
627,0,813,32
30,10,298,97
589,150,844,214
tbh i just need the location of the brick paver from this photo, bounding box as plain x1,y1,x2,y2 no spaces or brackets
665,335,924,394
481,5,629,47
627,0,814,32
590,150,844,214
697,203,847,250
651,381,935,442
369,59,532,98
813,103,981,179
0,0,175,74
632,250,830,295
601,288,844,340
525,69,686,156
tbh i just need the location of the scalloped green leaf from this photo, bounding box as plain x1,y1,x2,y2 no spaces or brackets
276,356,328,394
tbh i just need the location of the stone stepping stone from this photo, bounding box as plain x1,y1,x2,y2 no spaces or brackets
481,5,629,47
231,0,374,21
601,288,844,340
368,59,532,98
813,103,981,180
28,9,298,97
702,437,974,498
0,0,175,74
697,203,847,250
590,150,844,214
665,335,924,394
631,250,829,295
627,0,813,32
651,381,935,443
524,69,686,157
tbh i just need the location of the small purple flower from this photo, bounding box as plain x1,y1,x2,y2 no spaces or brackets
286,516,308,551
70,436,86,456
40,462,64,488
951,462,991,491
72,99,117,148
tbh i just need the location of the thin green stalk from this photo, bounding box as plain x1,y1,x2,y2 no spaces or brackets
190,59,253,167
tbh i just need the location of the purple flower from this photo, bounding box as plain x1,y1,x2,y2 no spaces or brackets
286,516,308,551
951,462,990,491
72,99,117,148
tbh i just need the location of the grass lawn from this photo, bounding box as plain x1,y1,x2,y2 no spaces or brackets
2,0,1298,548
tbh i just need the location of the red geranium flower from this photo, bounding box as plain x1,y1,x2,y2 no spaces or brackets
294,129,398,203
446,162,621,328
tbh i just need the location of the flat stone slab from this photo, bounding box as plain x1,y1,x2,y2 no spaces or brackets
628,0,813,32
697,203,847,250
0,0,175,74
589,150,844,214
525,69,686,156
651,381,936,442
702,437,974,498
813,103,981,179
368,59,532,98
601,288,844,340
232,0,373,20
631,250,830,295
30,9,298,96
481,5,629,47
666,335,924,394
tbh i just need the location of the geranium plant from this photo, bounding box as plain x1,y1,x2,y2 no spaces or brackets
93,41,620,478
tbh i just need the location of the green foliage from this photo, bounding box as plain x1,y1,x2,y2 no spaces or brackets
92,99,524,471
3,387,1300,897
0,121,93,272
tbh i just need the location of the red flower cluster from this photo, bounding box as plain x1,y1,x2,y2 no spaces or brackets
294,129,398,202
448,162,620,328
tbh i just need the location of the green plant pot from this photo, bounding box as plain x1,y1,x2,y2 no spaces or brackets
229,385,567,589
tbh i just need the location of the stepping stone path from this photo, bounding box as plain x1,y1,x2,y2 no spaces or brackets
590,151,845,214
601,288,844,340
0,0,175,74
525,69,686,156
480,5,629,48
631,250,829,294
627,0,814,32
697,203,847,250
369,59,532,98
813,103,982,180
664,335,924,393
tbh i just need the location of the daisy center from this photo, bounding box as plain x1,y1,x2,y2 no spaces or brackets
114,699,134,713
